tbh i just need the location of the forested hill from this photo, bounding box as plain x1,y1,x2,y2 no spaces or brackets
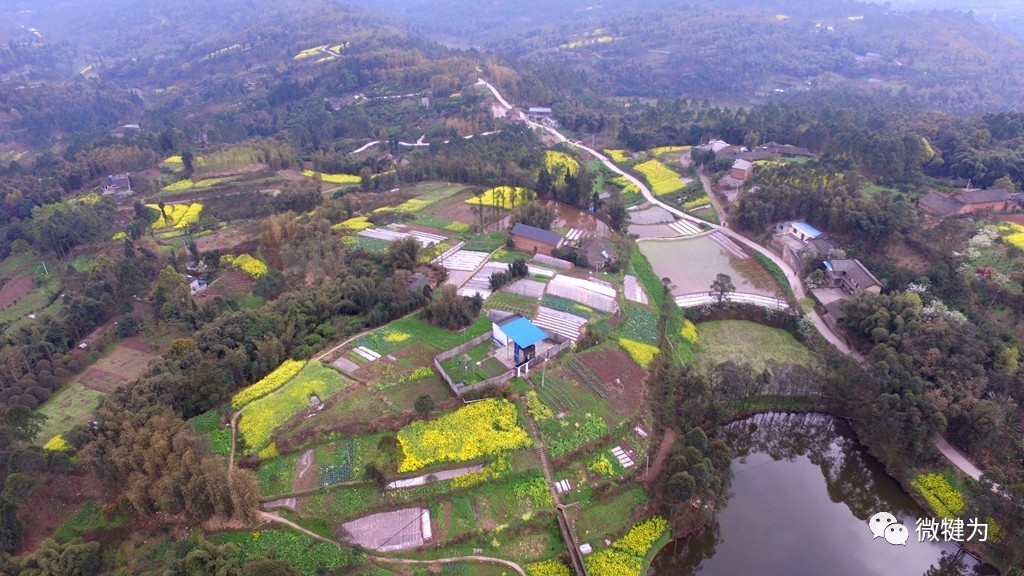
0,0,506,149
347,0,1024,114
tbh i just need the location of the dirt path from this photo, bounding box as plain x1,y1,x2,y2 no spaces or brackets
697,169,729,226
258,510,528,575
517,393,560,506
296,449,315,480
641,428,678,483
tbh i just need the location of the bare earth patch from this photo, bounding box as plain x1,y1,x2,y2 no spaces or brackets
0,275,35,309
78,338,161,393
576,349,648,417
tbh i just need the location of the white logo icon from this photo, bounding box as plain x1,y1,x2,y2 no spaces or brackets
869,511,898,539
885,523,910,546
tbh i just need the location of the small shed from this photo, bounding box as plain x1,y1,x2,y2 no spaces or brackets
493,316,548,365
782,221,823,243
730,159,754,182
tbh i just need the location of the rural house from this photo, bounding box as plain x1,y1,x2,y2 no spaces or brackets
918,187,1017,217
730,159,754,182
510,223,563,256
772,221,836,271
102,173,132,197
823,259,882,295
185,274,208,296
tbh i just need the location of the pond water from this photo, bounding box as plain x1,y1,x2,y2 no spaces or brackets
540,200,611,237
651,413,996,576
638,237,778,297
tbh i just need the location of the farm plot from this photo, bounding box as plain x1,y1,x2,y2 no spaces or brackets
0,275,35,310
354,315,491,357
574,347,649,417
76,337,161,393
257,451,302,495
317,437,359,487
485,291,540,317
397,398,531,472
575,486,647,542
633,160,685,196
465,186,534,210
238,360,352,454
190,410,232,456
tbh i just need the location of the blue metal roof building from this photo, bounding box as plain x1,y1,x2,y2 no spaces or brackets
501,317,548,348
493,316,549,364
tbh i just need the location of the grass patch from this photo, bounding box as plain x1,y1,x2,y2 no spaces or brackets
33,383,104,445
694,320,815,370
575,486,647,543
357,315,491,355
190,410,232,456
463,231,508,252
257,452,302,495
53,502,128,542
215,529,360,573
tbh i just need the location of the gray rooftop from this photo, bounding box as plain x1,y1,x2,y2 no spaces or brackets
511,223,562,246
828,259,882,290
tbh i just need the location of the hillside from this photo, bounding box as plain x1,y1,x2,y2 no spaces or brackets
349,0,1024,114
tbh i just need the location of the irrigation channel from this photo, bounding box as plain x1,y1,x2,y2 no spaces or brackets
650,413,997,576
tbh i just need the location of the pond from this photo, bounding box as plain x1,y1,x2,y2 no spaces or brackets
651,413,997,576
638,236,780,297
540,199,612,237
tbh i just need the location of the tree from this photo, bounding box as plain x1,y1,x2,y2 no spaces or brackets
709,273,735,305
414,394,435,415
182,150,195,173
510,201,556,230
608,199,629,232
364,463,387,490
253,269,286,300
993,174,1016,193
1,473,35,505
